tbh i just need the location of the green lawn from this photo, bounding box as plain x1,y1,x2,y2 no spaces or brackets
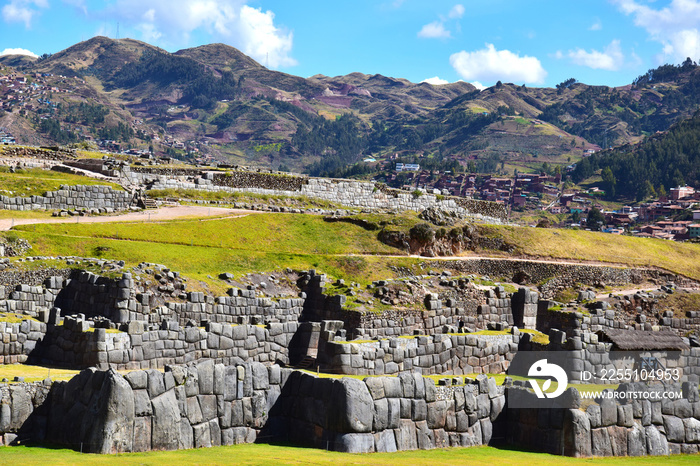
0,167,123,197
479,225,700,281
0,443,697,465
8,214,414,290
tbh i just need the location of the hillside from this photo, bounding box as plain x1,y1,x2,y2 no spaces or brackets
572,110,700,201
2,37,700,176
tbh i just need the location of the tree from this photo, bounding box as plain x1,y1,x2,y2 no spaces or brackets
601,167,616,199
586,207,605,231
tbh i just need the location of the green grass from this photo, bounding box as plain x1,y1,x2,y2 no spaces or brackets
0,313,39,324
10,214,415,289
0,443,697,465
0,167,123,197
478,225,700,281
0,210,54,220
0,364,80,383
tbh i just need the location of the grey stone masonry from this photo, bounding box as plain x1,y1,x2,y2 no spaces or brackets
129,168,508,222
507,382,700,457
1,368,697,456
320,333,518,376
0,185,132,212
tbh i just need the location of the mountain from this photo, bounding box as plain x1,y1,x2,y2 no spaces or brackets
571,110,700,201
1,37,700,176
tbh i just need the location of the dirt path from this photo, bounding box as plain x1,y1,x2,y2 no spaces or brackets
0,205,258,231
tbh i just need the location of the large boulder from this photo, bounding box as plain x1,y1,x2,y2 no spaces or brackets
330,378,373,433
84,369,135,454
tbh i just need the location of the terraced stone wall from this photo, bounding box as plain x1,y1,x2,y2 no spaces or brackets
0,185,131,212
319,333,517,376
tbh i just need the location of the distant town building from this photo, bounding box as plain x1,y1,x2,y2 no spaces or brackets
670,186,695,200
396,163,420,172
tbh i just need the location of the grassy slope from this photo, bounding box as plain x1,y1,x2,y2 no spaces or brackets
0,444,697,465
479,225,700,281
0,167,123,197
9,214,412,290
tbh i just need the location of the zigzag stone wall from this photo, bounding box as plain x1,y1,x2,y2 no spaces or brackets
1,365,699,456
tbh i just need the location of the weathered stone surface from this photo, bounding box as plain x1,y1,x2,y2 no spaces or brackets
86,370,135,454
394,419,418,450
627,422,647,456
607,426,628,456
374,430,397,453
645,425,669,456
334,433,375,453
562,408,591,457
332,378,373,433
591,427,612,456
151,389,180,451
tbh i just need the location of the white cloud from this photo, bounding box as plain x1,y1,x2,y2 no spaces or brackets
2,0,48,28
421,76,449,85
62,0,87,16
589,18,602,31
417,21,451,39
564,40,625,71
448,4,465,19
238,5,296,67
471,81,486,90
449,44,547,85
0,47,38,57
613,0,700,62
418,4,464,39
105,0,297,68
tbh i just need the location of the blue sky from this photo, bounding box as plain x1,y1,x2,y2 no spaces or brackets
2,0,700,88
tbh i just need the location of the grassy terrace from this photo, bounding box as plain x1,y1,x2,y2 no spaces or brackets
479,225,700,281
8,214,413,291
0,443,697,465
0,167,123,197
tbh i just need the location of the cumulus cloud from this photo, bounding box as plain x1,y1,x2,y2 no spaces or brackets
589,18,602,31
562,40,625,71
418,4,464,39
417,21,451,39
613,0,700,62
449,43,547,85
0,47,38,57
471,81,486,90
421,76,449,85
105,0,297,68
448,4,465,19
2,0,48,28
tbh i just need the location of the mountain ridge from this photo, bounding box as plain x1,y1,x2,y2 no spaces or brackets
1,37,699,177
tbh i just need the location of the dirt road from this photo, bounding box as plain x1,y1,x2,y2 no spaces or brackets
0,205,256,231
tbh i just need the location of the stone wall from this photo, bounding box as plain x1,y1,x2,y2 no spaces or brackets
0,320,47,364
2,367,699,456
537,302,700,338
0,185,132,212
17,315,298,370
47,271,305,326
131,169,508,221
507,382,700,456
319,333,517,376
0,361,288,452
434,259,651,298
306,281,538,340
274,371,506,453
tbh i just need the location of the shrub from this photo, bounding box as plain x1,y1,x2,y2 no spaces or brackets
409,223,434,242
